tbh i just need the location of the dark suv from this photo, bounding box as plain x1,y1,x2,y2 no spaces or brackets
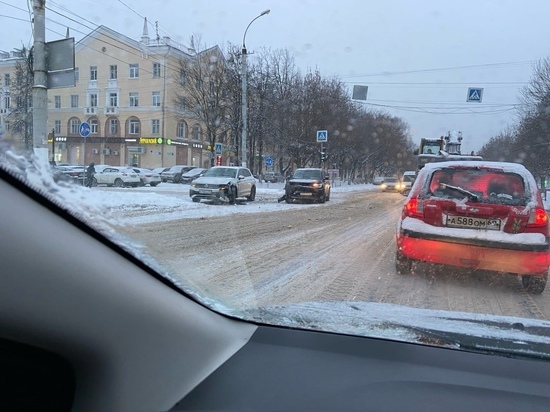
284,168,331,203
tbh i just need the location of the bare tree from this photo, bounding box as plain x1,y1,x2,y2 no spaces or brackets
174,41,233,166
7,46,33,151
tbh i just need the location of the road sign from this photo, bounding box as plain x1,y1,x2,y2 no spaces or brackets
265,157,273,167
79,122,91,138
215,143,223,155
467,88,483,103
317,130,328,142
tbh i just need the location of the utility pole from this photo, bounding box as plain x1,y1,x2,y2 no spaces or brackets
32,0,48,159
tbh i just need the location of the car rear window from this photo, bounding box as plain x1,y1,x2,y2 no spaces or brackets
428,169,526,205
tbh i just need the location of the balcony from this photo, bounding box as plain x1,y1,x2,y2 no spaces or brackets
84,107,98,115
104,106,119,116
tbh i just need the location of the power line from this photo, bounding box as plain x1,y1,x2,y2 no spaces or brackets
342,60,535,78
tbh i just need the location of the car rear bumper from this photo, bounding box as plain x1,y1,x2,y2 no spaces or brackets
397,231,550,275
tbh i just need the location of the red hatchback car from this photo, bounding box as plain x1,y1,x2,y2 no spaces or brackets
396,161,549,294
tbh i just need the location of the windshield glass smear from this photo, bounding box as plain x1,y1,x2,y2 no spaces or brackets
2,0,550,359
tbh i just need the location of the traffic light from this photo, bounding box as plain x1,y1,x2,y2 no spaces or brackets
216,155,222,166
320,148,326,162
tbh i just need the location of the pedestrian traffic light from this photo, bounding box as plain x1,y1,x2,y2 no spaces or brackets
216,155,222,166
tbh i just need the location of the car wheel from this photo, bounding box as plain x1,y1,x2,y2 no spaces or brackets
150,183,158,187
114,178,123,187
285,196,292,204
395,251,412,275
246,185,256,201
192,197,200,203
318,192,326,203
521,274,548,294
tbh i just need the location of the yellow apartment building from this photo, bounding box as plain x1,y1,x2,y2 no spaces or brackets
1,21,227,168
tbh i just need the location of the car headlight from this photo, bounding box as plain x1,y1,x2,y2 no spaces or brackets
381,184,387,189
312,181,322,189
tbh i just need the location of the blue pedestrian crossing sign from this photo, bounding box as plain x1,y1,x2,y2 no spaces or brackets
467,88,483,103
79,122,91,137
215,143,223,155
317,130,328,142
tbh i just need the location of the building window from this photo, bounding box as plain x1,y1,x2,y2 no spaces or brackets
54,96,61,109
177,121,186,138
4,73,10,86
109,118,118,135
151,119,160,134
74,67,79,81
90,118,98,134
70,118,80,134
71,95,79,108
90,66,97,81
54,120,61,134
178,96,186,112
192,124,201,140
4,95,11,109
152,91,161,107
110,65,117,80
153,62,161,78
129,119,140,135
89,93,98,107
129,64,139,79
129,92,139,107
109,92,118,107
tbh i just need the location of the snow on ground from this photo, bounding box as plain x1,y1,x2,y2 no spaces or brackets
59,180,380,226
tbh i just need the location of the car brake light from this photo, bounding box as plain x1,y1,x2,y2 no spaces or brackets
404,198,423,218
527,207,548,227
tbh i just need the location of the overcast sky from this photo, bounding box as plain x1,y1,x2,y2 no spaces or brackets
2,0,550,153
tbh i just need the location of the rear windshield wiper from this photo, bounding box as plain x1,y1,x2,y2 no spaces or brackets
440,183,479,202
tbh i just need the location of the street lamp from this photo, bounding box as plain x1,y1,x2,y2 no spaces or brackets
241,9,270,168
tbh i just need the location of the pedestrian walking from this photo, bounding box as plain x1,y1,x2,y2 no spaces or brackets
86,162,96,188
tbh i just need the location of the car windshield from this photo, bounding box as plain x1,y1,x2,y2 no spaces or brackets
203,167,237,178
3,0,550,363
292,170,322,179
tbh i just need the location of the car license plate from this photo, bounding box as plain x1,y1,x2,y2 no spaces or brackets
444,215,501,230
199,189,211,194
300,192,312,196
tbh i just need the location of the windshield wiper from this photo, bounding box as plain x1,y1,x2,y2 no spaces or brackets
440,183,479,202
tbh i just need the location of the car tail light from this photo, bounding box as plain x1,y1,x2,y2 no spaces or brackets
527,207,548,228
404,198,423,218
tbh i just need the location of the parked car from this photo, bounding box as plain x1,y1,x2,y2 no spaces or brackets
380,177,400,192
54,165,86,185
151,167,170,176
180,167,207,184
93,166,141,187
189,166,256,203
263,171,283,183
283,168,331,203
396,161,550,294
132,168,161,187
161,165,196,183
